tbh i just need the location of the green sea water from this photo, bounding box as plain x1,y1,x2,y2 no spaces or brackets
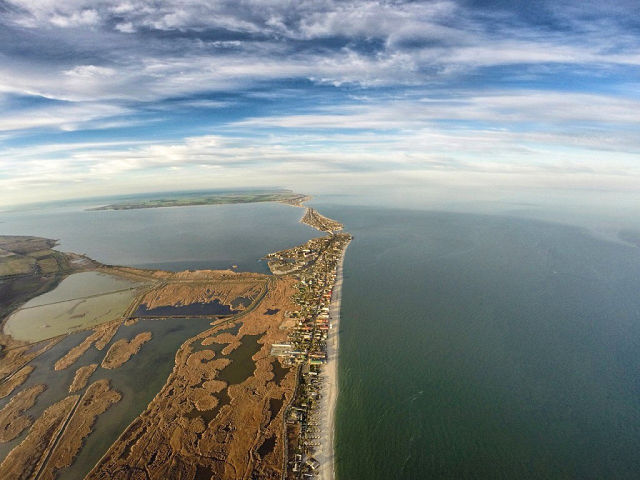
323,206,640,479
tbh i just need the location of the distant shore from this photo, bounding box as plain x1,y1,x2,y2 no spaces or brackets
87,191,308,211
317,240,349,480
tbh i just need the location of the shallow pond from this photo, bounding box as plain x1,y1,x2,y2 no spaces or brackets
4,272,143,342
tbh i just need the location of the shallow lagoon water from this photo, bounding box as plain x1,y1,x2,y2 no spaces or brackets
65,317,215,479
0,316,215,478
21,272,140,308
4,272,142,342
0,202,318,273
135,298,237,317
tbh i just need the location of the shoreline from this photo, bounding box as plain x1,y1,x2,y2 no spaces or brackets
316,240,349,480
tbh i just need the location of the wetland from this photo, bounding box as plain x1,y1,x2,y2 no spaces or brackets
0,199,337,480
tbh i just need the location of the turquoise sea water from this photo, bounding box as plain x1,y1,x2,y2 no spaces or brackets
320,205,640,479
3,200,640,479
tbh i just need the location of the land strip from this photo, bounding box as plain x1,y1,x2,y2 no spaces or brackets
268,232,351,479
90,191,309,211
300,208,343,233
69,364,98,393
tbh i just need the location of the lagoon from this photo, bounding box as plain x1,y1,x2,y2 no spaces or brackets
4,272,143,342
0,202,318,273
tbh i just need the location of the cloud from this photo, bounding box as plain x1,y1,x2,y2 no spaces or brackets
0,0,638,102
233,91,640,140
64,65,116,78
0,1,639,205
0,101,128,132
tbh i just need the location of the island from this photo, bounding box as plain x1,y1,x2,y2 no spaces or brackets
0,194,349,480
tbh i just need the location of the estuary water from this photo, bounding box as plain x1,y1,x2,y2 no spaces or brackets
316,205,640,480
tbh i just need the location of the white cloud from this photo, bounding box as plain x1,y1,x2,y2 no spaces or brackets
64,65,116,78
0,1,638,103
49,9,100,28
234,91,640,136
0,102,127,132
1,1,639,206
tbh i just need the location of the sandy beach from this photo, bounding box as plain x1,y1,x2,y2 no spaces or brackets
315,241,349,480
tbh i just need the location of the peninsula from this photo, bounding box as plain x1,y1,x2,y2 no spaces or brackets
0,195,348,480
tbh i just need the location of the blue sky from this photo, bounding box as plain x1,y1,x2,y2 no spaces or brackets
0,0,639,206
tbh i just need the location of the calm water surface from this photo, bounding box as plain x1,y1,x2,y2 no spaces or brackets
0,202,317,272
4,200,640,479
5,272,143,341
318,205,640,480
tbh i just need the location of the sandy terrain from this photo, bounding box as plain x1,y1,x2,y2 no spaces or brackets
315,245,348,480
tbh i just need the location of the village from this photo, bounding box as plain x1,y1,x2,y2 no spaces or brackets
266,230,351,479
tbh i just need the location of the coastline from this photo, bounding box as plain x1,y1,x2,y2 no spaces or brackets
316,240,349,480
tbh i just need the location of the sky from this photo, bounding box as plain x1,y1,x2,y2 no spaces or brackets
0,0,639,206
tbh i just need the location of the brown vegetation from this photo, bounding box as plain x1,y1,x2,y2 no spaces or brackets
0,394,78,480
0,365,34,399
40,379,122,480
69,364,99,393
54,321,120,371
0,384,47,442
86,276,297,480
101,332,152,369
0,338,61,380
137,270,266,311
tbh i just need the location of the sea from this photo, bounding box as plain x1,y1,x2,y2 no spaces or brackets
2,196,640,479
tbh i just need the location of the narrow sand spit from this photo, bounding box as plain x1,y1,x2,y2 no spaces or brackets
316,243,349,480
